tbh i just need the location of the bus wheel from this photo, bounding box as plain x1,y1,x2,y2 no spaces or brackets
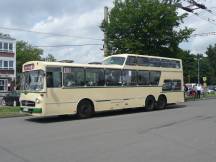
145,96,156,111
77,100,94,119
157,95,167,110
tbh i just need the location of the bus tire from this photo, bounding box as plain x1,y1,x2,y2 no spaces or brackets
77,99,94,118
157,95,167,109
145,96,156,111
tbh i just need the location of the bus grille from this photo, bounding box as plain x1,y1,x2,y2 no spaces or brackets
21,100,35,107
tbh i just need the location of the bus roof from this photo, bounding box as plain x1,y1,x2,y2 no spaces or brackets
22,61,124,71
104,54,182,62
23,54,182,72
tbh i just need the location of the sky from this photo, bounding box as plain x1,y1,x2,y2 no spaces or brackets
0,0,216,63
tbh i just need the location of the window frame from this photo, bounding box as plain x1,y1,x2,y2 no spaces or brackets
63,67,85,88
126,56,137,66
9,60,13,69
3,60,9,69
105,68,122,87
122,70,137,86
85,68,105,87
3,42,8,51
0,42,2,50
46,67,62,88
9,43,13,51
162,79,182,91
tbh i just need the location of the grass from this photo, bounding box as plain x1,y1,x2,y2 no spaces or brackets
0,106,26,118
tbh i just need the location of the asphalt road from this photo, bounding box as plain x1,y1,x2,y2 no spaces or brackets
1,99,216,162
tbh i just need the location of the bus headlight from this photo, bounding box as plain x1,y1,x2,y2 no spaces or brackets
36,98,40,104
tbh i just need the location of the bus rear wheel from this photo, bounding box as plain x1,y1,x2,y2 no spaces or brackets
77,100,94,118
145,96,156,111
157,95,167,110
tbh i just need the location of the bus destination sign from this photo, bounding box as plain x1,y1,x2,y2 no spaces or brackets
24,64,35,71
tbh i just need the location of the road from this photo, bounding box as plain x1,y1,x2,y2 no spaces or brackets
0,99,216,162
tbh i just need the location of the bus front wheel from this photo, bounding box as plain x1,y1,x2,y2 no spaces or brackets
145,96,156,111
77,100,94,118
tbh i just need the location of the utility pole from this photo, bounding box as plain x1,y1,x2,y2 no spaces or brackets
197,54,200,84
104,6,109,57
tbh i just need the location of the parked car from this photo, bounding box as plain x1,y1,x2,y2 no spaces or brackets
207,89,215,94
1,91,20,106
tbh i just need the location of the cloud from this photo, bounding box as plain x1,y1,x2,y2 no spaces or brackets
1,0,216,61
30,8,107,63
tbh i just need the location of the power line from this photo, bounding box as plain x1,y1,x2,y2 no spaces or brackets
33,43,103,48
191,31,216,37
192,12,216,26
0,26,102,41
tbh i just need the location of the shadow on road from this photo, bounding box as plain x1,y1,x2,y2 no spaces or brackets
26,104,187,124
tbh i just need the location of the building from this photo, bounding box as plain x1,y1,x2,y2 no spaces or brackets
0,33,16,95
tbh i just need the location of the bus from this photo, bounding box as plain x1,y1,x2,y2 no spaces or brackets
20,54,184,118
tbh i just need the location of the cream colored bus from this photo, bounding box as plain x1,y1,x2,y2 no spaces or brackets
20,54,184,118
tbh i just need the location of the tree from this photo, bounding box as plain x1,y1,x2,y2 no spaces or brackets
42,54,56,62
101,0,194,57
206,44,216,84
16,41,43,73
176,49,197,83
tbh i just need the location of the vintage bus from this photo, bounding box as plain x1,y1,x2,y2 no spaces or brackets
20,54,184,118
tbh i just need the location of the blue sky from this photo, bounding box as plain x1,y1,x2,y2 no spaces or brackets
0,0,216,63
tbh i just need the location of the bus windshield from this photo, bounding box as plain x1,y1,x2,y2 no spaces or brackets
103,57,125,65
21,70,44,91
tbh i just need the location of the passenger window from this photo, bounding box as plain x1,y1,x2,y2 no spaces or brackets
175,61,181,69
137,71,149,85
86,68,105,86
105,69,122,86
161,59,170,68
163,80,172,91
126,56,137,65
137,57,149,66
46,67,62,88
63,67,84,87
162,80,181,91
148,58,161,67
122,70,137,86
172,80,182,90
150,71,161,85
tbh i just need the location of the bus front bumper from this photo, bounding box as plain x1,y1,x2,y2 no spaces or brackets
20,107,42,114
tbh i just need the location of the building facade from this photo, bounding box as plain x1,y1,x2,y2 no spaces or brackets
0,34,16,94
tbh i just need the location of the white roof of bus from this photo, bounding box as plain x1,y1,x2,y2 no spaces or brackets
23,54,182,70
105,54,182,61
23,61,123,69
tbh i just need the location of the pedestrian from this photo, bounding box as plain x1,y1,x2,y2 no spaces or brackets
196,84,202,99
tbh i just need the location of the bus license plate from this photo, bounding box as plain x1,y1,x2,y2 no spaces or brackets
23,108,29,112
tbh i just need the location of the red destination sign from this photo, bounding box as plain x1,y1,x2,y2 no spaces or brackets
24,64,35,71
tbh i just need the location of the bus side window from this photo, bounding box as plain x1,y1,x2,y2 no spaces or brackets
85,68,105,86
150,71,161,85
63,67,85,87
122,70,137,86
162,80,172,91
126,56,137,65
105,69,122,86
137,71,150,86
46,67,62,88
172,80,182,90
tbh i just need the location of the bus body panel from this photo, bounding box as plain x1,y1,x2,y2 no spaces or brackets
20,54,184,117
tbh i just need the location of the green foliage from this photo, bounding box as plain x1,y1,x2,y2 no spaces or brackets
176,50,197,83
206,44,216,84
42,54,57,62
101,0,194,57
16,41,43,73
